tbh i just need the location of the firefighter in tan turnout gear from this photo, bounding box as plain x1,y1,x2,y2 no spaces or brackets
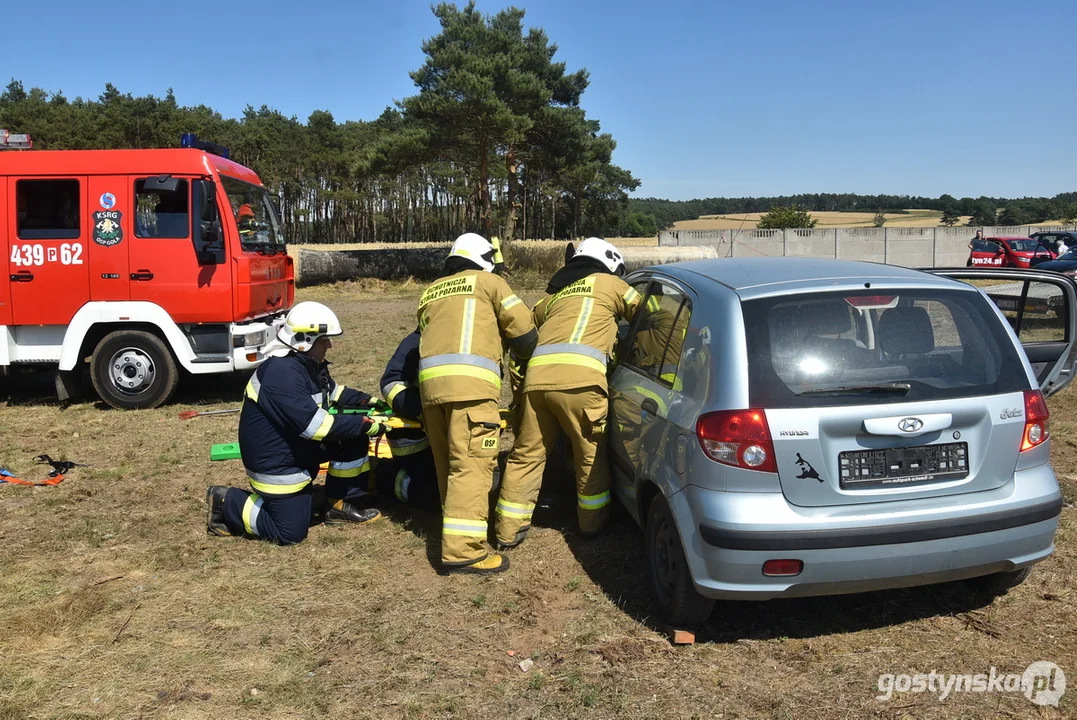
495,238,642,549
419,233,537,574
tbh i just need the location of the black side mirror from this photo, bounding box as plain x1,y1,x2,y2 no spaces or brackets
198,180,219,223
196,179,222,263
270,193,283,224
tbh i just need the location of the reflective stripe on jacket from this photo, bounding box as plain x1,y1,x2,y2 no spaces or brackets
379,329,430,451
239,353,372,495
417,270,536,404
380,329,423,420
525,273,642,393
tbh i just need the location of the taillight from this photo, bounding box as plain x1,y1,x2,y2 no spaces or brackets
844,295,896,308
762,559,803,576
696,409,777,472
1022,389,1050,452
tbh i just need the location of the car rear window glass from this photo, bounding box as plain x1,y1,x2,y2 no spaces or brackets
743,288,1030,408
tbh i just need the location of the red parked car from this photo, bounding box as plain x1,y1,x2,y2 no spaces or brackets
968,236,1055,268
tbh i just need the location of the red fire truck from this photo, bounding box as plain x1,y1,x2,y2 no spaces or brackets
0,132,294,409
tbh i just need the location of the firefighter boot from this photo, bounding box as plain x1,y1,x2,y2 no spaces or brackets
324,498,382,526
206,485,232,537
496,527,530,551
445,552,510,575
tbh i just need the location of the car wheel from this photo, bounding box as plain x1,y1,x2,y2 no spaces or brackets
90,330,179,410
645,494,714,626
964,567,1031,598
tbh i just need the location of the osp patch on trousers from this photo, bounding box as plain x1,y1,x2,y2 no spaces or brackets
422,398,502,566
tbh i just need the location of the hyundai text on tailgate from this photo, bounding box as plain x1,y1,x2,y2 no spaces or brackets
0,133,294,408
608,258,1074,625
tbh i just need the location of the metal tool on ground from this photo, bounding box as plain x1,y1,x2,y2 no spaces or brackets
182,404,401,421
179,408,241,420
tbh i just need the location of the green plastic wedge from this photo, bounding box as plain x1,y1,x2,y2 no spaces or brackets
210,443,242,461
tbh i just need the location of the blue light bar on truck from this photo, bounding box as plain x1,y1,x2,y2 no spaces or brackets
180,133,230,160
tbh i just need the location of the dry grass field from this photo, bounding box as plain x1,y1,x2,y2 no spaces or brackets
674,211,1075,232
0,276,1075,719
673,210,969,231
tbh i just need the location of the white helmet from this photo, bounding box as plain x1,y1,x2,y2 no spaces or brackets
449,232,496,273
574,237,626,276
264,301,343,357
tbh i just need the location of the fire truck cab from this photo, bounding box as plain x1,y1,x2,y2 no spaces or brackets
0,133,294,409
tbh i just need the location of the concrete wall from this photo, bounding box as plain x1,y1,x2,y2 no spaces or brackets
836,228,885,263
784,229,838,259
659,224,1077,267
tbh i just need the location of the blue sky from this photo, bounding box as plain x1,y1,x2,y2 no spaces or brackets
3,0,1074,200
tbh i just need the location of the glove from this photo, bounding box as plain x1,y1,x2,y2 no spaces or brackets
362,397,392,413
363,418,387,437
508,352,526,389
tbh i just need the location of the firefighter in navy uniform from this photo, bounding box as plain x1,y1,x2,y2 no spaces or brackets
205,301,386,545
419,233,537,574
374,328,440,509
494,238,642,550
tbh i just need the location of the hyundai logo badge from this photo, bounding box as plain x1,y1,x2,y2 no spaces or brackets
898,417,924,433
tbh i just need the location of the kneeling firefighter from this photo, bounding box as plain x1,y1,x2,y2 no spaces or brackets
495,238,642,549
206,301,387,545
374,328,440,509
419,233,537,574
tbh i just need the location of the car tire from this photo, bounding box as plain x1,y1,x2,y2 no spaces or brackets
90,330,179,410
964,567,1031,598
645,494,715,626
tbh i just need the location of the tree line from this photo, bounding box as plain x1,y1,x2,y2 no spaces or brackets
629,192,1077,233
0,3,638,245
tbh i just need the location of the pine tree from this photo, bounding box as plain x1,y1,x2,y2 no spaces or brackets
400,2,634,239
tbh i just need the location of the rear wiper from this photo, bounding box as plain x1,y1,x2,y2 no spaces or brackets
796,382,911,397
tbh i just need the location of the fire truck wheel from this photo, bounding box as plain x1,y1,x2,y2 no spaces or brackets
90,330,179,410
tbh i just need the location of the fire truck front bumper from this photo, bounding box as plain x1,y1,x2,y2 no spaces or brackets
231,316,286,370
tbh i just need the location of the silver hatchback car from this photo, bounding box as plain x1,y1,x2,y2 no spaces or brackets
608,258,1075,626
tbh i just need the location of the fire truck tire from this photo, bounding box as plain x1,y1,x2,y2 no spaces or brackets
90,330,179,410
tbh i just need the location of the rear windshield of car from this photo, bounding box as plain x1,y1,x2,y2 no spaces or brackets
742,288,1031,408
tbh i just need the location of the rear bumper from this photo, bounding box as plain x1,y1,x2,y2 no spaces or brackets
699,498,1062,551
671,466,1063,600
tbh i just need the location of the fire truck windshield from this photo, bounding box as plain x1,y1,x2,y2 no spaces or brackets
220,175,285,253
